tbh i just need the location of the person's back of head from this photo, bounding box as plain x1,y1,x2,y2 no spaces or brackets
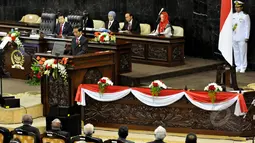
51,118,62,131
118,126,129,139
84,123,94,136
154,126,166,141
185,133,197,143
22,114,33,126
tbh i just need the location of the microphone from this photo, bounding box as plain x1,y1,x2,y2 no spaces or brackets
158,8,164,16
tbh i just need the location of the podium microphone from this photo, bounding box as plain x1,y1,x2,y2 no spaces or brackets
158,8,164,16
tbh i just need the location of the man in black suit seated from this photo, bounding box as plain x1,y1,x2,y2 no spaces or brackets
55,13,73,37
14,114,41,143
147,126,166,143
117,126,134,143
122,12,141,34
51,118,70,142
106,11,119,32
84,123,103,143
69,25,88,55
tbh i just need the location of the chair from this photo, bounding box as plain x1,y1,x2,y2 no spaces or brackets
40,13,56,35
172,26,184,37
140,23,151,35
42,131,67,143
20,14,41,24
103,139,124,143
0,127,11,143
67,15,83,28
93,20,105,29
52,42,67,55
71,136,100,143
119,22,124,30
12,129,36,143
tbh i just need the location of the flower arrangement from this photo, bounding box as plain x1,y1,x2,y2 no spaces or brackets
97,77,113,94
204,83,223,103
2,28,23,48
149,80,167,96
94,32,116,43
27,56,69,85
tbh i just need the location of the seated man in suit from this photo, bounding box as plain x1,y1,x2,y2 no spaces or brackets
117,126,134,143
147,126,166,143
106,11,119,32
84,123,103,143
122,12,141,34
55,13,73,37
185,133,197,143
51,118,70,142
14,114,41,143
69,25,88,55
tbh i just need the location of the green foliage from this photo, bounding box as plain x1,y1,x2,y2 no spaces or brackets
150,86,162,96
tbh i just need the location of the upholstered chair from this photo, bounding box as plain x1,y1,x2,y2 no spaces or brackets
140,23,151,35
0,127,11,143
20,14,41,24
93,20,105,29
42,131,67,143
172,26,184,37
67,15,83,28
12,129,36,143
39,13,56,35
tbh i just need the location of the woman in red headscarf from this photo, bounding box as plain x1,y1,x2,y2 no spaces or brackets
152,12,173,37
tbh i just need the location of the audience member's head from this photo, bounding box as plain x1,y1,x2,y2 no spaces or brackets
154,126,166,141
9,138,21,143
22,114,33,125
125,13,133,22
108,11,116,21
58,13,66,24
51,118,62,131
185,133,197,143
118,126,129,139
84,123,95,136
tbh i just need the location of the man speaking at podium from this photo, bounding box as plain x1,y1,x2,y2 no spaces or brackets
69,26,88,55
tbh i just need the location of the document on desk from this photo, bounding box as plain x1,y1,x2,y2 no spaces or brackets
0,39,9,49
148,33,157,36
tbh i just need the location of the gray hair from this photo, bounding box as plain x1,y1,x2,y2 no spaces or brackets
51,118,61,130
154,126,166,140
22,114,33,125
108,11,116,19
84,123,94,135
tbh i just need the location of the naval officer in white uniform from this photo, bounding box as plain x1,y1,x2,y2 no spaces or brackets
233,0,251,73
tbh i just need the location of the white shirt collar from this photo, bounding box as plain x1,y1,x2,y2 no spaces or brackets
129,19,133,24
78,35,82,40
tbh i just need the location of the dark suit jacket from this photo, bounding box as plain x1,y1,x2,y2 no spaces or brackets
118,137,134,143
15,125,40,143
52,129,70,143
55,22,73,36
106,20,119,32
85,135,103,143
86,17,94,28
122,19,141,34
69,35,88,55
147,140,165,143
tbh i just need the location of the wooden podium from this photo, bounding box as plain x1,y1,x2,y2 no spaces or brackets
35,51,115,115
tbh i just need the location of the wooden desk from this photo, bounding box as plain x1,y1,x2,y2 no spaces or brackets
36,52,115,115
115,33,185,67
19,36,132,83
0,21,39,33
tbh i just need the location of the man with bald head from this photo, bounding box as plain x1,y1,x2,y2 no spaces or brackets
15,114,40,143
51,118,70,142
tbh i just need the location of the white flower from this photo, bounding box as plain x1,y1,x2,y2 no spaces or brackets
149,80,167,89
44,70,50,76
204,82,222,92
98,77,114,85
11,33,16,37
43,59,55,66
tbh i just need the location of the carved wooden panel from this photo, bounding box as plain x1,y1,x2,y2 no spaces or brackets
172,44,183,61
131,44,145,59
48,76,70,106
84,94,255,135
120,53,131,73
83,68,102,84
147,45,168,61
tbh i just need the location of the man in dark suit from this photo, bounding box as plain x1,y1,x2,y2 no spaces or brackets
14,114,41,143
185,133,197,143
122,13,141,34
117,126,134,143
147,126,166,143
51,118,70,142
69,25,88,55
55,13,73,36
84,123,103,143
106,11,119,32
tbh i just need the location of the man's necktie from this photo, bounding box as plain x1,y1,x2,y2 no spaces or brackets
128,23,131,31
59,24,63,35
108,21,112,28
76,38,79,45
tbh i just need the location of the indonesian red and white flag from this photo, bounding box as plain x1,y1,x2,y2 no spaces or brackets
219,0,233,65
